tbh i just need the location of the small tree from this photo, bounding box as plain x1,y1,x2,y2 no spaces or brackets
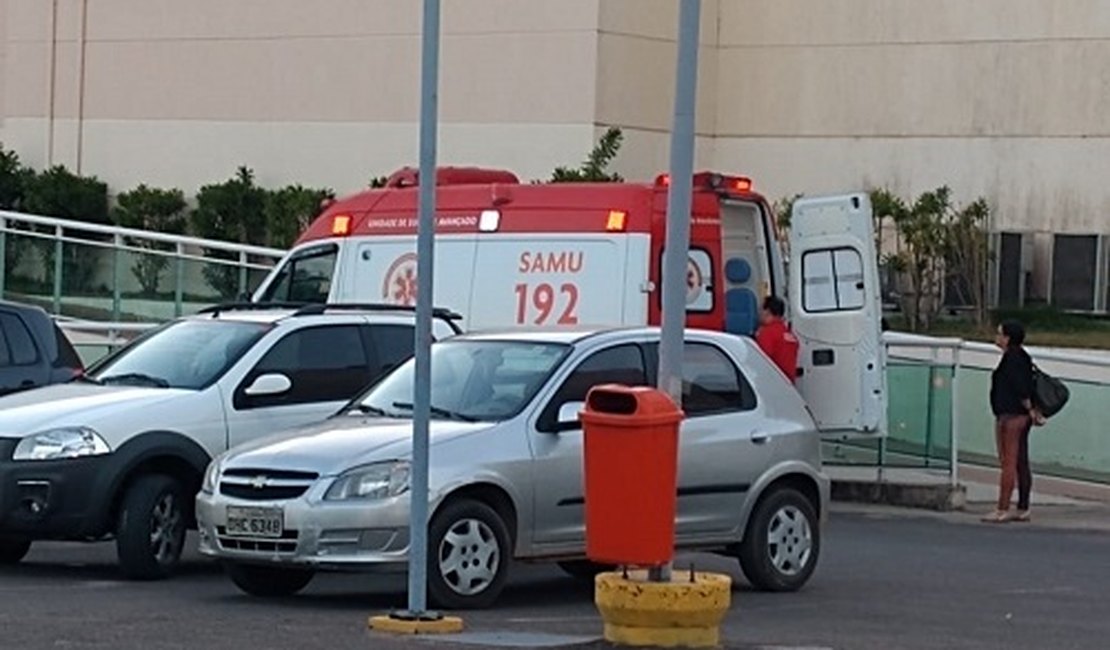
22,165,110,294
0,144,36,281
265,185,334,249
943,197,992,328
112,185,188,296
191,167,269,298
0,144,33,210
880,187,952,332
550,127,624,182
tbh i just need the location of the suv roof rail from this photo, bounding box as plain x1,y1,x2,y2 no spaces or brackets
198,301,310,316
291,302,464,321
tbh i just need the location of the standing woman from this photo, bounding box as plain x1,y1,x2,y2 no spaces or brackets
983,320,1041,523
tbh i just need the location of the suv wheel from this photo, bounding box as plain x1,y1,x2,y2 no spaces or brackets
427,499,511,610
224,562,314,597
116,474,188,580
738,487,820,592
0,537,31,565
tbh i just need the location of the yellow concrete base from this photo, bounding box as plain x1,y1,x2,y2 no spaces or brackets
368,614,464,635
595,570,731,648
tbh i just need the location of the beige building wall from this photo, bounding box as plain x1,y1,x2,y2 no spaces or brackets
1,1,1108,296
1,0,606,192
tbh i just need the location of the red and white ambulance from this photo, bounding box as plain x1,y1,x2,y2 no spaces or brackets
252,166,885,437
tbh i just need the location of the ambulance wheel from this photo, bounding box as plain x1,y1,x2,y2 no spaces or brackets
0,537,31,564
557,560,615,581
738,488,819,592
224,562,315,597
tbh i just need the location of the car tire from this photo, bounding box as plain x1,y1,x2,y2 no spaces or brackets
0,537,31,565
557,560,614,581
223,562,315,597
427,499,512,610
115,474,188,580
738,487,820,592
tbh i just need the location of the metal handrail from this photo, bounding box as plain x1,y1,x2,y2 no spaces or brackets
0,210,287,258
884,331,1110,369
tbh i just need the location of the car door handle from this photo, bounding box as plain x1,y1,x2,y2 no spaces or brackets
20,380,34,388
751,432,769,445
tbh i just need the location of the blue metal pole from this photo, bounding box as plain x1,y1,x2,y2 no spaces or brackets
408,0,440,617
654,0,701,583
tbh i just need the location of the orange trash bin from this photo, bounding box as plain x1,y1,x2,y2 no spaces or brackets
580,384,685,567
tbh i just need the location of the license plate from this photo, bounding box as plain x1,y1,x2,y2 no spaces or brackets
226,506,283,538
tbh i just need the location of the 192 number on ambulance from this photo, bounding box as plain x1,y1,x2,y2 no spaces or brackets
514,283,579,325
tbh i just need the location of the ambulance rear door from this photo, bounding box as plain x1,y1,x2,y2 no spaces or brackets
787,193,886,437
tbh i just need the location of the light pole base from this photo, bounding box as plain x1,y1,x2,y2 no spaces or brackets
595,570,731,648
369,610,464,635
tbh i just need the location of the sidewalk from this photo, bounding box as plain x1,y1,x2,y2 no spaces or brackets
827,463,1110,532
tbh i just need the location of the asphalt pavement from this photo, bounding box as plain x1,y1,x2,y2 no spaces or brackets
2,503,1108,650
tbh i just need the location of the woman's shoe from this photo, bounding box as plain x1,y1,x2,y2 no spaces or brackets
1014,509,1031,522
981,510,1012,523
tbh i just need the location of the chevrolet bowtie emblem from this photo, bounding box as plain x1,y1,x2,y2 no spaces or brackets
250,475,269,489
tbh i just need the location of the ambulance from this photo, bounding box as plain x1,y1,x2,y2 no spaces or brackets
251,166,886,437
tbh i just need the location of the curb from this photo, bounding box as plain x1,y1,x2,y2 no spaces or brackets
831,479,967,511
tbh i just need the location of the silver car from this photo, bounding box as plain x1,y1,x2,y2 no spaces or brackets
196,327,829,608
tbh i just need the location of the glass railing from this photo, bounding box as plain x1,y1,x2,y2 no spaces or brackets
0,210,286,322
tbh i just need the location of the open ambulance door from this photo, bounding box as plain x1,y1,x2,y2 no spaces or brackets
787,194,886,438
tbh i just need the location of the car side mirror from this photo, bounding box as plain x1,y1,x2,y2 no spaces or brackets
554,401,585,432
244,373,292,397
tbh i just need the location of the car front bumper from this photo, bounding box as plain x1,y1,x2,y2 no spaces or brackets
195,486,414,571
0,439,116,539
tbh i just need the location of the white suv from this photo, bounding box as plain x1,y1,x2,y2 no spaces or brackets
0,303,460,578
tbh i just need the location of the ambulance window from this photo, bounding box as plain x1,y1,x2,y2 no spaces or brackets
802,247,865,313
261,245,337,304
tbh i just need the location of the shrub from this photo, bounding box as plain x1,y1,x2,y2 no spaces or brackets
191,167,269,299
21,165,110,294
265,185,334,249
112,185,188,296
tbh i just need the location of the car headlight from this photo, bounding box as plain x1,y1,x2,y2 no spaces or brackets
12,427,111,461
324,461,410,501
201,456,224,494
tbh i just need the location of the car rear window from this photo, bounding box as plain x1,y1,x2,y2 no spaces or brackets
53,325,83,370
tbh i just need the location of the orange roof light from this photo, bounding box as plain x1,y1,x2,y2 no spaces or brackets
606,210,628,231
331,214,352,236
733,177,753,192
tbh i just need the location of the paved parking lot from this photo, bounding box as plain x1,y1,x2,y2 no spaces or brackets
2,504,1108,650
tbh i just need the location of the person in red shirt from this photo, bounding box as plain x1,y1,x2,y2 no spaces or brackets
755,295,799,384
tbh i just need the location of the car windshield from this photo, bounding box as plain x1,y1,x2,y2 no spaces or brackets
355,340,569,422
89,320,270,390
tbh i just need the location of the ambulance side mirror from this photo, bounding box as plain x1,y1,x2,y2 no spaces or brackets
555,401,585,432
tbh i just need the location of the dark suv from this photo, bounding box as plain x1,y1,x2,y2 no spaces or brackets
0,301,83,396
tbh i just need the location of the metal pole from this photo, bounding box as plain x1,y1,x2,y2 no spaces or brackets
112,233,121,322
0,218,7,299
407,0,440,617
654,0,701,584
53,226,63,314
174,243,184,317
949,345,961,488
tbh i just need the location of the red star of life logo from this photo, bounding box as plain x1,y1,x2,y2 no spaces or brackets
382,252,419,306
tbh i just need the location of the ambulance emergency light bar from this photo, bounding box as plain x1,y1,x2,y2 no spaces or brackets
325,208,630,237
655,172,753,193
